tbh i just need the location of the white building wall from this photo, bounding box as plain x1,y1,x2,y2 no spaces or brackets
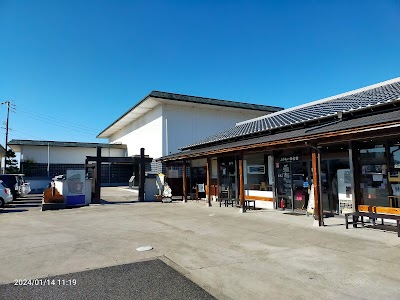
109,105,163,159
22,146,126,164
163,104,268,156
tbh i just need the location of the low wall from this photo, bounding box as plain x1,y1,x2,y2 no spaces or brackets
25,177,51,193
54,179,92,205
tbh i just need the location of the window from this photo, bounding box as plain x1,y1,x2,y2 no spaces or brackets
244,154,270,191
359,144,388,207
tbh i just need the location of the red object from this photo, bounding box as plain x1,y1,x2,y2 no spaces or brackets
280,198,285,210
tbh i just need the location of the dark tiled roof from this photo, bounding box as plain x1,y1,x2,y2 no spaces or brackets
149,91,283,112
97,91,284,138
183,78,400,150
9,139,127,149
160,109,400,161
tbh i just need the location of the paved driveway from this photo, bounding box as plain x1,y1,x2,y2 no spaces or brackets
1,187,400,299
0,193,42,214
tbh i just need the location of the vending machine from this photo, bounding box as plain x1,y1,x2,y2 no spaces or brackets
337,169,353,215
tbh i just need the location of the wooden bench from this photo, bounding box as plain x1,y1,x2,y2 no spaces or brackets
345,211,400,237
245,200,256,210
219,198,237,207
218,199,256,210
229,199,239,207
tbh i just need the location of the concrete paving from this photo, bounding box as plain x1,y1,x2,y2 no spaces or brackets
1,187,400,299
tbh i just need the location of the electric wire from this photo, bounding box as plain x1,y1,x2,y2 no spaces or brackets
13,109,99,136
13,104,102,134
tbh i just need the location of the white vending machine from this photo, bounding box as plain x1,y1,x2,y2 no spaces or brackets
337,169,353,215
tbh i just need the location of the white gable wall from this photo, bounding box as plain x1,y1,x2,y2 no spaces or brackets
21,145,126,164
108,105,163,159
162,104,268,156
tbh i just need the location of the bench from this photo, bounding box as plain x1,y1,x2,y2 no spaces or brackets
219,198,236,207
219,198,256,210
245,200,256,210
345,211,400,237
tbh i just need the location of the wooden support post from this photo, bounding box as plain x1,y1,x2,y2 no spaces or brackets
350,141,361,210
84,158,88,175
238,155,245,213
139,148,145,202
93,146,102,204
206,157,211,207
183,160,187,202
311,147,322,226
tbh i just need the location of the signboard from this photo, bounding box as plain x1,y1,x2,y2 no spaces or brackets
276,162,293,209
280,156,300,162
337,169,353,214
247,165,265,174
66,170,85,206
156,173,165,193
168,169,179,178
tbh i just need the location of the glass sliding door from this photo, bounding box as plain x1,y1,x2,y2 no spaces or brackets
218,156,237,199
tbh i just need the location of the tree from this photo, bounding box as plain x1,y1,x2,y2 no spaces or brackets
5,149,19,174
22,159,36,177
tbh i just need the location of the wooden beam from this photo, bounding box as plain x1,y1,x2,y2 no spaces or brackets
93,146,101,204
206,157,211,206
245,195,273,201
161,121,400,162
86,156,153,163
358,205,400,215
238,155,245,212
84,158,88,174
349,141,361,211
311,147,321,226
139,148,145,202
183,160,187,202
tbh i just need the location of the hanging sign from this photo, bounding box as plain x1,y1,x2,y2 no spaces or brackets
280,156,300,162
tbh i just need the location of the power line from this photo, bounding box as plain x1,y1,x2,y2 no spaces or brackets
13,104,102,133
14,109,99,136
7,127,44,140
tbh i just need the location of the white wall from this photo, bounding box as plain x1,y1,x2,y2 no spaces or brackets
22,146,126,164
107,102,271,160
109,105,163,159
163,104,268,156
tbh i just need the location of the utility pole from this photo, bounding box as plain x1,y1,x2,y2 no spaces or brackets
1,101,11,174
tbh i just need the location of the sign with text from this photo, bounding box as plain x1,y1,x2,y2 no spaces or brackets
66,170,85,206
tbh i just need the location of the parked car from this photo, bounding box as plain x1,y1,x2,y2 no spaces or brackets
0,174,31,200
0,180,13,207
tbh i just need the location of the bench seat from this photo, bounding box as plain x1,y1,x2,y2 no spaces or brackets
345,211,400,237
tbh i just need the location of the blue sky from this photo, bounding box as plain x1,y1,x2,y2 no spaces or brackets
0,0,399,144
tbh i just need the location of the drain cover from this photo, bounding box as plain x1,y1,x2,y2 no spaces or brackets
136,246,153,252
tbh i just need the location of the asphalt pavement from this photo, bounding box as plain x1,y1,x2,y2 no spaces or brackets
0,259,215,300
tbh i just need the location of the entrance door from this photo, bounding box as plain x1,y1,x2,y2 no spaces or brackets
276,161,294,210
291,161,310,210
218,157,237,199
320,158,349,214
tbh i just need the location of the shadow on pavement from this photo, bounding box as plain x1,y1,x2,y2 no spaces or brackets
0,259,216,300
0,209,29,213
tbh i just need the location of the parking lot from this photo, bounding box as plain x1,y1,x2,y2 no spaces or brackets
1,187,400,299
1,194,42,214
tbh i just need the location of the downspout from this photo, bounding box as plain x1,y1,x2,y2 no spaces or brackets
165,118,169,156
47,143,50,178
